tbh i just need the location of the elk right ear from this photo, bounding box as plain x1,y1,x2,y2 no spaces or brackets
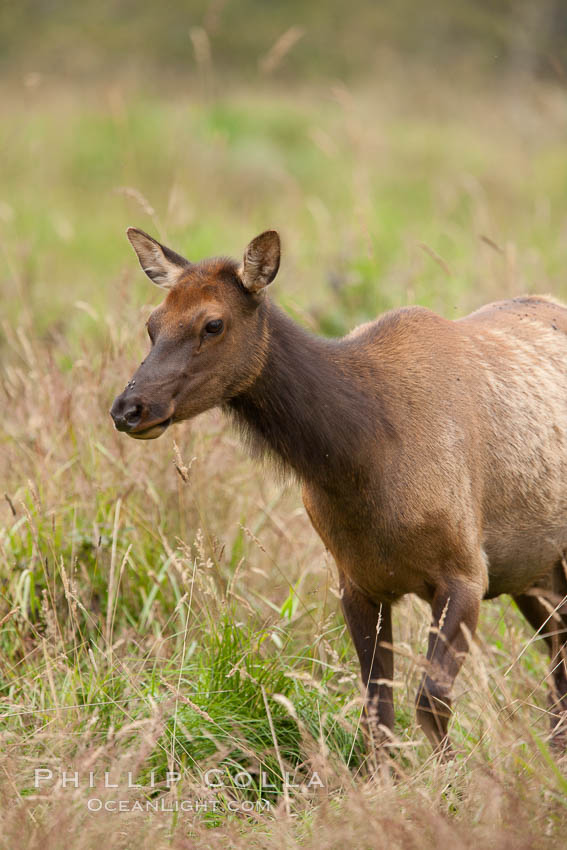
239,230,281,293
126,227,191,289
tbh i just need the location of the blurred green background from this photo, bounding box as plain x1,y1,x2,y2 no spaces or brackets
2,0,567,83
2,0,567,352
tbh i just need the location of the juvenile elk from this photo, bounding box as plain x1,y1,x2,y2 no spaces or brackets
111,228,567,754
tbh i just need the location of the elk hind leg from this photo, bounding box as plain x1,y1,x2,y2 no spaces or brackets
514,569,567,745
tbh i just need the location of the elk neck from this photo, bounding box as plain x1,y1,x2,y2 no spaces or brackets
227,300,391,486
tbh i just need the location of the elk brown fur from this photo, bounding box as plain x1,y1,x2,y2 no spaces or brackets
111,228,567,754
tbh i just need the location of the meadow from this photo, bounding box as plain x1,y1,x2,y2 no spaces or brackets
2,73,567,847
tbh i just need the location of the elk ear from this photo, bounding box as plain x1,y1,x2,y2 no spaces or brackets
126,227,190,289
239,230,280,293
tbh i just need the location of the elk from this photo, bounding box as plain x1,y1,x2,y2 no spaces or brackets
111,227,567,755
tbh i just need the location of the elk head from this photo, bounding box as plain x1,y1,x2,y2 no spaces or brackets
110,227,280,439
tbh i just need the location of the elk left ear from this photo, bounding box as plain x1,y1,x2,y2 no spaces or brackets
239,230,280,293
126,227,191,289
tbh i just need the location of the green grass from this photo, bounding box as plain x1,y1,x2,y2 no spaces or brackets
2,78,567,847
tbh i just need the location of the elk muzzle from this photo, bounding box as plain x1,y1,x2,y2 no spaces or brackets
110,390,174,440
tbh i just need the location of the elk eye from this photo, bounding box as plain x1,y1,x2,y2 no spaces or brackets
205,319,223,335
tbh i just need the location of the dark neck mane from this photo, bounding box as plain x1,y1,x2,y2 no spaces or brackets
227,301,389,485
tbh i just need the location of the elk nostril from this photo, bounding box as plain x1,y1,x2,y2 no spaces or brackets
124,404,142,425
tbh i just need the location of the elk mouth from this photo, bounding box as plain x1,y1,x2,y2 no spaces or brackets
128,417,172,440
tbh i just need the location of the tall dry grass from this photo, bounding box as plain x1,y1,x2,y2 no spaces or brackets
2,79,567,846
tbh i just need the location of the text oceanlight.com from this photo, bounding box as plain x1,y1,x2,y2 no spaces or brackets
86,798,273,813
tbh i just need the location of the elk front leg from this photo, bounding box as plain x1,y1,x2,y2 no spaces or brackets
340,577,395,746
416,578,482,754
